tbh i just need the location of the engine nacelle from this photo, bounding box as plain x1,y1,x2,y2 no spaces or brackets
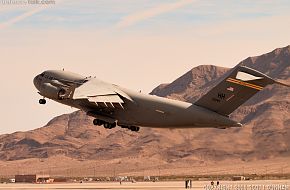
41,83,66,99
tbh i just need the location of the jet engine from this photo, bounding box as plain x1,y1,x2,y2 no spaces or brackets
42,83,66,99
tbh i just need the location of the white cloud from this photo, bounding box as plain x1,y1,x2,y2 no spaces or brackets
0,6,45,29
116,0,196,28
0,0,63,29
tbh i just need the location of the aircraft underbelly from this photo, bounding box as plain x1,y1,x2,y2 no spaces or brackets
121,108,231,128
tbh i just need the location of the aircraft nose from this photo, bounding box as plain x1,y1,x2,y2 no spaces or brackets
33,75,39,89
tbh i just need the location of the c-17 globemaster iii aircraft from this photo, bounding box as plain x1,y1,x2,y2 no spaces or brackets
33,66,289,132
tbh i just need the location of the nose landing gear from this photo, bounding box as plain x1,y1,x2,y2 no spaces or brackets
39,99,46,105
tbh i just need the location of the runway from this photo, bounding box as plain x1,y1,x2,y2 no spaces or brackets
0,180,289,190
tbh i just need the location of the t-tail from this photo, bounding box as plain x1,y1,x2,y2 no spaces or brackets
195,66,290,117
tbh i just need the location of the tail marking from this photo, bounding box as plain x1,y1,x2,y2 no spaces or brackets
226,78,263,91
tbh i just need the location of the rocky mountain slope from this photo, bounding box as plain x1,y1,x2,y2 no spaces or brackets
0,46,289,174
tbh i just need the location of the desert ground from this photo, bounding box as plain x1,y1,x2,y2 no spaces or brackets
0,155,289,178
0,180,289,190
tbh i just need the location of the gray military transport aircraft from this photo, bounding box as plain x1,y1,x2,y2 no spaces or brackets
33,66,289,132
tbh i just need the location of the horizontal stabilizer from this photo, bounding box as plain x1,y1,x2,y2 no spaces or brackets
275,80,290,88
194,66,288,116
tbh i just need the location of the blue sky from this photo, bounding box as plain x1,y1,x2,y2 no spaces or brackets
2,0,290,30
0,0,290,134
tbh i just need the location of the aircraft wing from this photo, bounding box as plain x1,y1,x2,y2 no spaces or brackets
72,79,132,106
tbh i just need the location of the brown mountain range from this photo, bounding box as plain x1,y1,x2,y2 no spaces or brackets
0,46,289,176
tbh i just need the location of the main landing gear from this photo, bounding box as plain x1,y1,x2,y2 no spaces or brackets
93,119,116,129
39,99,46,105
93,119,140,132
120,125,140,132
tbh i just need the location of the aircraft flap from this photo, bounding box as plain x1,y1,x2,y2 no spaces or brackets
88,94,124,103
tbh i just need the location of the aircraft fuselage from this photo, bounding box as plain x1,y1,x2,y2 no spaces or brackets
33,70,240,130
